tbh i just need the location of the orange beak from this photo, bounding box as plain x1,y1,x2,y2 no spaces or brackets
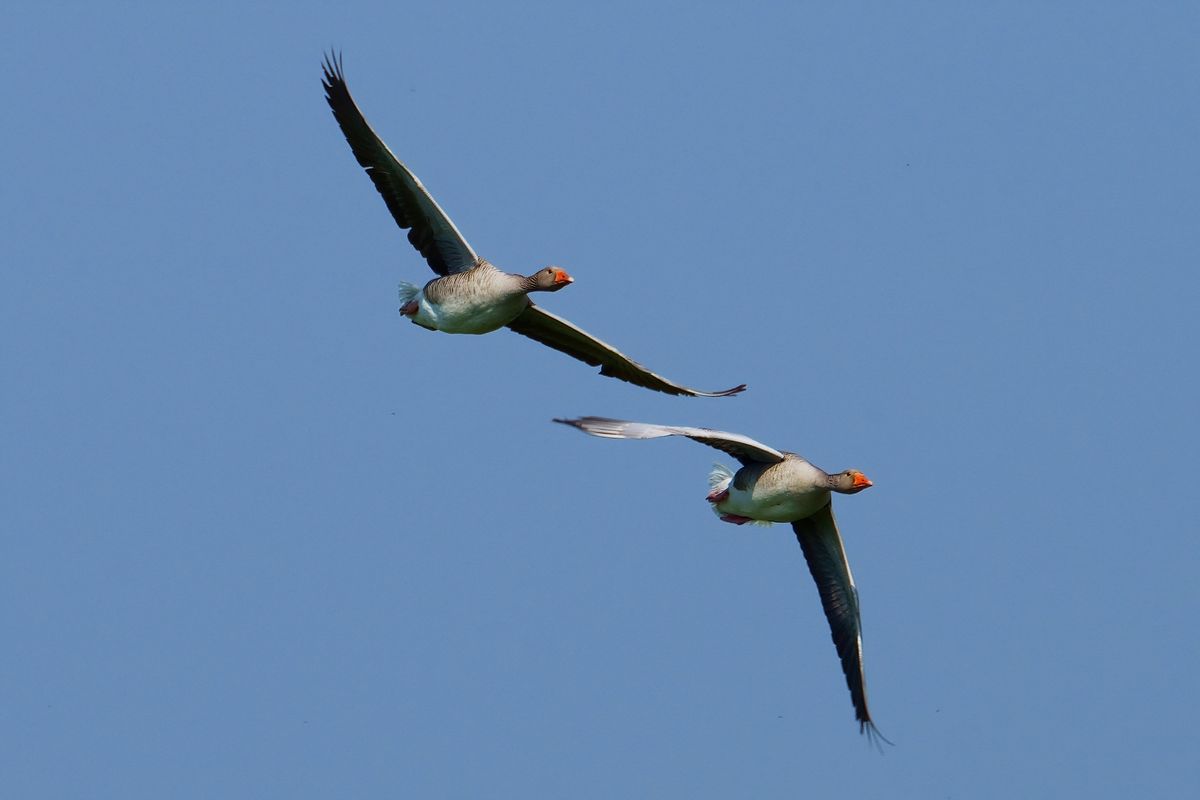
852,472,873,489
553,269,574,286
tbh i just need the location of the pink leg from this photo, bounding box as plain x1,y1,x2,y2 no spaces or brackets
400,300,419,316
706,487,729,503
719,514,754,525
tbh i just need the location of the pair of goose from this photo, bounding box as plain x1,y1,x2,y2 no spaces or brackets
322,54,888,744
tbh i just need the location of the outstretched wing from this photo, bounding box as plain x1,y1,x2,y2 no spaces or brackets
322,53,477,276
510,306,746,398
792,505,889,745
553,416,779,464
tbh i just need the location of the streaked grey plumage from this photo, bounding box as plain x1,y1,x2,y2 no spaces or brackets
554,416,888,744
321,53,745,398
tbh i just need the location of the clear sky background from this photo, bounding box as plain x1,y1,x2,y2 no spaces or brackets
3,2,1198,797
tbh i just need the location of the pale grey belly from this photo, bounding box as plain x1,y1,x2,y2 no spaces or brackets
718,484,829,523
415,294,527,334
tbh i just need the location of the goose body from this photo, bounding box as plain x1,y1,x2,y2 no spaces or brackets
322,54,744,398
401,260,558,334
712,456,837,523
554,416,887,744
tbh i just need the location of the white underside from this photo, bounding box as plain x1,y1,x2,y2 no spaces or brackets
401,283,527,335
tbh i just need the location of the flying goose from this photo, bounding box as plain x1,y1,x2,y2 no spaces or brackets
554,416,888,743
321,54,745,398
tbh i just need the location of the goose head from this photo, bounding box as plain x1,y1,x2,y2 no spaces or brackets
829,470,873,494
527,266,573,292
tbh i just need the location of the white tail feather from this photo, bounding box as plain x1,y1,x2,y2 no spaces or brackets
708,462,734,490
398,281,420,305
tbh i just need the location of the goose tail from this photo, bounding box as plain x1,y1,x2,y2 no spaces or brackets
398,281,420,306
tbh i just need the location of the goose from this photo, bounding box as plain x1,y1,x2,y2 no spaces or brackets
554,416,888,743
321,54,745,398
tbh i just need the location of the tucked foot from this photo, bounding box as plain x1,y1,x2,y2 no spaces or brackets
706,487,730,503
399,300,419,316
719,513,755,525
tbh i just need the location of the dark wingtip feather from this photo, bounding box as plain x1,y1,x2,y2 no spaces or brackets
321,50,344,88
714,383,748,397
862,719,894,751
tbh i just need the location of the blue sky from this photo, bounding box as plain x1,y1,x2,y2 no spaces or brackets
3,2,1198,797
